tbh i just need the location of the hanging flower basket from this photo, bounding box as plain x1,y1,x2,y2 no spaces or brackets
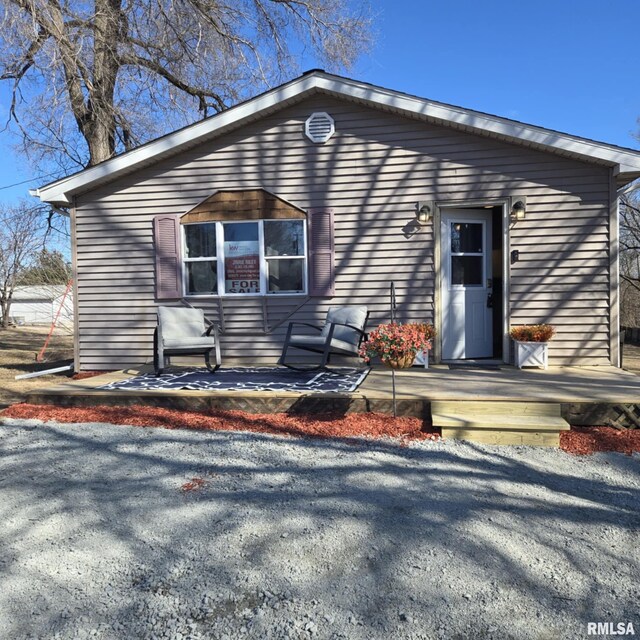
359,322,436,369
384,352,416,369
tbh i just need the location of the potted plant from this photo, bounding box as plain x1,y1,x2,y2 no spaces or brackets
360,322,436,369
509,324,555,369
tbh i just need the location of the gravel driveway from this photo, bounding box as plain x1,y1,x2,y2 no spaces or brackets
0,418,638,640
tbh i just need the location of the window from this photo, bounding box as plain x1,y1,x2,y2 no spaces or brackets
264,220,305,293
223,222,260,294
184,223,218,295
450,222,484,286
182,220,307,296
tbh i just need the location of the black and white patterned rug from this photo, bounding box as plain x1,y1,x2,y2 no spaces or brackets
99,367,370,393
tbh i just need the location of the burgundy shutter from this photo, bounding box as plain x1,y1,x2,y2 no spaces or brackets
153,214,183,300
308,208,335,297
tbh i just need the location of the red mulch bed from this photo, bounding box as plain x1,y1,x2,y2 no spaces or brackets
0,403,439,442
4,404,637,454
72,371,115,380
560,426,640,456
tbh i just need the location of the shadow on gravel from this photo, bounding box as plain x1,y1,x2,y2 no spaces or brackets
0,424,638,638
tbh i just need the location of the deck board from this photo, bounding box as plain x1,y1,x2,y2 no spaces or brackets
25,365,640,407
27,365,640,402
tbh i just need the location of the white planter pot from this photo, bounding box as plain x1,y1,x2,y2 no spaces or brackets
413,349,429,368
514,341,548,369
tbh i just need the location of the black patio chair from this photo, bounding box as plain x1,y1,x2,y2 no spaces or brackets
153,306,221,375
278,306,369,370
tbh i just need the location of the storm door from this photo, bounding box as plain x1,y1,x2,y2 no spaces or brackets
441,209,493,359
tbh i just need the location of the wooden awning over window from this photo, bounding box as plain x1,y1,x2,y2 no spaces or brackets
154,188,334,301
180,189,306,223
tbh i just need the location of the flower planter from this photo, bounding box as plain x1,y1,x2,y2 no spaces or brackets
514,341,548,370
360,323,435,370
413,349,429,368
383,353,416,369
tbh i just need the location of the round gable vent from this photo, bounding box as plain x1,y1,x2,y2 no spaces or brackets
305,112,335,144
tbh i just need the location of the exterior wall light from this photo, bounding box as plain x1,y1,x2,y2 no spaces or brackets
511,198,527,221
416,201,433,224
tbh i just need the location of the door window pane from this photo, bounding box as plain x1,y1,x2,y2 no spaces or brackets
186,261,217,294
267,259,304,293
451,223,483,253
184,223,216,258
264,220,304,256
223,222,260,293
452,256,483,285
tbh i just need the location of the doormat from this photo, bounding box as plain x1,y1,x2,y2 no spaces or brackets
448,364,502,371
99,367,370,393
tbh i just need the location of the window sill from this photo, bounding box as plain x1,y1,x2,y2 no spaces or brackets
185,293,309,300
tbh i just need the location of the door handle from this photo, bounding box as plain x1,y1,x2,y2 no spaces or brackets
486,293,494,308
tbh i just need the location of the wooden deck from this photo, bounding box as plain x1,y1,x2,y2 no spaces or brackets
26,364,640,428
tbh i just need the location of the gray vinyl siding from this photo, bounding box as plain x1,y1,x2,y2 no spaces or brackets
74,96,611,369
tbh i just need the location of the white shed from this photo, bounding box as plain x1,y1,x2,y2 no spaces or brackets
8,285,74,327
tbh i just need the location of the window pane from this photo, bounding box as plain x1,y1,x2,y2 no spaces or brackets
223,222,260,293
186,261,217,294
451,256,483,285
264,220,304,256
451,222,483,253
267,259,304,293
223,222,258,242
184,223,216,258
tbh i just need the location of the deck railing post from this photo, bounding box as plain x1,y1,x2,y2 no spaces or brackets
391,368,397,418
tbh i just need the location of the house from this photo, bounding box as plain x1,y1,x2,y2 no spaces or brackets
6,285,73,327
32,71,640,371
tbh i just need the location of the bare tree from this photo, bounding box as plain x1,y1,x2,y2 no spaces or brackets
0,202,49,328
0,0,372,173
619,186,640,326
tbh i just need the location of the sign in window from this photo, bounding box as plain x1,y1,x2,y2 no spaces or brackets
223,222,260,294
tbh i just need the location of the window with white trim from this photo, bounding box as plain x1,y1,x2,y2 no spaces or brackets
183,220,307,296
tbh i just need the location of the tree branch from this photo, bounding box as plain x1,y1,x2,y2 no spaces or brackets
118,51,228,112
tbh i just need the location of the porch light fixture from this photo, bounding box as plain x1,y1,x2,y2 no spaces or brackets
511,198,527,221
416,201,433,225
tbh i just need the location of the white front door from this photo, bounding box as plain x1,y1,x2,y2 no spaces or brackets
441,209,493,359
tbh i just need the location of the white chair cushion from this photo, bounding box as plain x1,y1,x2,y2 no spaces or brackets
320,306,368,345
164,337,217,350
158,306,207,342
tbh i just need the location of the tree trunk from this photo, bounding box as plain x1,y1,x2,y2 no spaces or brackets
83,0,124,166
0,296,11,328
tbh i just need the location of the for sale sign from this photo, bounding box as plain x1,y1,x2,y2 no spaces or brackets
224,240,260,293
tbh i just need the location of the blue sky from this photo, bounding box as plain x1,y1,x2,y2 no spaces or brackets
1,0,638,207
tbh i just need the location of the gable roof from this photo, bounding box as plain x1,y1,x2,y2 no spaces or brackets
33,70,640,206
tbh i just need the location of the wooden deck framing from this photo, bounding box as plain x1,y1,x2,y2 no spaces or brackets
25,365,640,434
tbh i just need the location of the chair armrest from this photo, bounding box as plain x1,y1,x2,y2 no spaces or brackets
287,322,324,332
327,321,367,337
205,324,220,337
326,321,368,347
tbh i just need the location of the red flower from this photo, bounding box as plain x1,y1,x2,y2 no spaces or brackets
509,324,555,343
360,322,436,364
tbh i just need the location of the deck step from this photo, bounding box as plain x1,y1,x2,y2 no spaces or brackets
431,400,570,447
432,400,562,417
